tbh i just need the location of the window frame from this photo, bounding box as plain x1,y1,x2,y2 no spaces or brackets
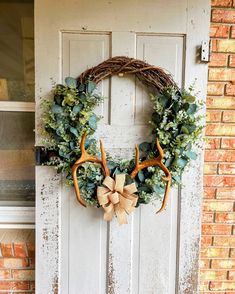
0,102,35,228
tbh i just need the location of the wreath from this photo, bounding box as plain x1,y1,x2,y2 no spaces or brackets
42,56,203,224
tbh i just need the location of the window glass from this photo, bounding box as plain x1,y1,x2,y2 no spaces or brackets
0,0,34,101
0,111,35,205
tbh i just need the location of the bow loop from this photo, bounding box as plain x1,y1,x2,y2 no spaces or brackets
97,174,138,225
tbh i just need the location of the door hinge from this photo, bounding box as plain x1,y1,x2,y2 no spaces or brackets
201,40,211,63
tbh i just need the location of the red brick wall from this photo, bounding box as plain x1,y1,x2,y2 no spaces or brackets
200,0,235,293
0,237,35,293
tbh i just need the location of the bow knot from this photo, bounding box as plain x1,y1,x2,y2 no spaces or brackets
97,174,138,225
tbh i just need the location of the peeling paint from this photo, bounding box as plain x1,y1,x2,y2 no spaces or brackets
108,253,116,294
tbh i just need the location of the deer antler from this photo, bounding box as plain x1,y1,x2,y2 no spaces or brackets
72,133,110,207
130,139,171,213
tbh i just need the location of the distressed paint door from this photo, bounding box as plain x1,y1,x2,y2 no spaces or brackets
35,1,210,293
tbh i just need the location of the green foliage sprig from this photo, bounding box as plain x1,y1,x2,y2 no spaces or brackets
42,77,204,206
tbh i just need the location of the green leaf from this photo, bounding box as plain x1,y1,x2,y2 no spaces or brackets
138,185,152,193
186,104,197,115
65,77,77,88
152,112,161,124
173,175,181,184
186,124,196,134
69,127,79,137
73,105,82,114
153,185,165,194
88,114,97,130
87,81,96,94
159,94,169,108
176,158,187,168
184,95,196,103
185,150,197,160
181,126,189,134
138,170,145,182
78,83,85,92
51,104,63,114
69,141,75,150
139,142,151,152
172,102,180,113
164,157,173,167
108,161,117,170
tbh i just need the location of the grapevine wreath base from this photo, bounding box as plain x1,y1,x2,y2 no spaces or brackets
43,56,203,224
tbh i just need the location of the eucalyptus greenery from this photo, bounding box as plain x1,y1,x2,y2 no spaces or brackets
42,77,204,207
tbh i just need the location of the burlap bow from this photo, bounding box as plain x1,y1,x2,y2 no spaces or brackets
97,174,138,225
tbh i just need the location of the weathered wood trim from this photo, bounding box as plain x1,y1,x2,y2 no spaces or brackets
177,1,210,293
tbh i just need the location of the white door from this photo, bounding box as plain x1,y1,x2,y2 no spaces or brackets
35,1,210,293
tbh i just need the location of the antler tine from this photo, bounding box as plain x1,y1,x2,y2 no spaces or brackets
130,139,171,213
72,133,110,207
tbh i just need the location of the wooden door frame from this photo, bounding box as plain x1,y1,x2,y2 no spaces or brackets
35,1,210,293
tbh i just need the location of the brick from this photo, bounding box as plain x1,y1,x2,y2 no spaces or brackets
204,150,235,161
0,269,10,280
231,249,235,257
0,244,13,258
206,110,222,122
217,187,235,198
202,224,232,235
229,54,235,67
205,138,221,149
210,281,235,291
219,163,235,174
200,269,227,280
30,280,35,290
229,270,235,280
205,124,235,136
26,244,35,259
212,259,235,268
204,163,218,174
215,212,235,223
200,281,210,291
209,68,235,81
212,9,235,23
204,175,235,186
12,269,35,281
231,26,235,38
207,97,235,109
217,39,235,53
201,246,229,257
203,201,233,212
221,138,235,148
201,236,213,248
210,24,230,38
204,187,216,199
225,83,235,96
0,281,29,290
214,236,235,246
212,0,233,6
209,53,227,66
211,39,218,52
0,258,28,269
200,259,210,269
202,212,214,222
13,243,27,258
208,83,225,96
223,110,235,122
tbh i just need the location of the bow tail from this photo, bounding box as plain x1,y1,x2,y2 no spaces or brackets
103,202,114,221
115,203,128,225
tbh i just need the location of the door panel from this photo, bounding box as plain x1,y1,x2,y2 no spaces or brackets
62,32,181,293
35,1,210,293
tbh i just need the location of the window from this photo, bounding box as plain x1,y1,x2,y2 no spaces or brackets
0,0,35,227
